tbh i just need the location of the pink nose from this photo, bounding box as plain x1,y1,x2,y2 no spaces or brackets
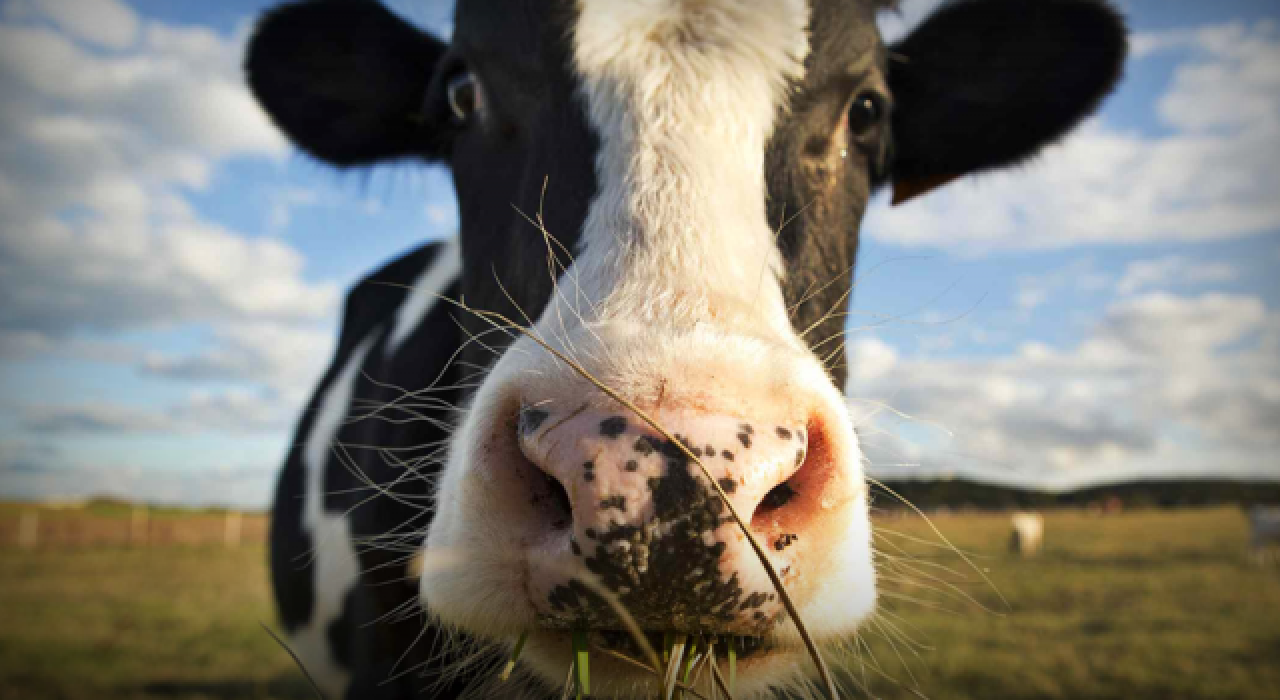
516,404,826,633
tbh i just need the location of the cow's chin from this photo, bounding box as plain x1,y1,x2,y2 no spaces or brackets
418,488,877,698
516,629,811,699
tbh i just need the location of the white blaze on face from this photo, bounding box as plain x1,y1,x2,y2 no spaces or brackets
569,0,810,335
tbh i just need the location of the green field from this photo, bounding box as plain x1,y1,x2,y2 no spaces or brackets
1,508,1276,699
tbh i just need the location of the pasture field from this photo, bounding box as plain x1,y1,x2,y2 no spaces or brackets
0,507,1276,699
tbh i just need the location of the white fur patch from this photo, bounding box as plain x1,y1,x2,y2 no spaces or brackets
295,332,377,699
569,0,810,336
387,239,461,357
290,512,361,697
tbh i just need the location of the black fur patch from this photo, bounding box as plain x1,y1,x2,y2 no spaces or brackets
599,416,628,438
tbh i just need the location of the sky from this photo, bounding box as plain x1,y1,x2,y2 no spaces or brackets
0,0,1277,508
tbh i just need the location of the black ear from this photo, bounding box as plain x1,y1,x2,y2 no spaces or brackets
887,0,1127,204
246,0,449,167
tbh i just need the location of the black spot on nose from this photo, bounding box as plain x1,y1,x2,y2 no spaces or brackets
718,478,737,494
599,495,627,511
737,432,752,448
600,416,627,438
776,426,792,440
634,437,656,457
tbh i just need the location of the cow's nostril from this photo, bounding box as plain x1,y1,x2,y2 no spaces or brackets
757,480,797,513
516,405,575,530
540,469,572,530
750,418,831,533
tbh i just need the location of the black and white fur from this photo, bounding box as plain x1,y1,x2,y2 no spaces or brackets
248,1,1127,697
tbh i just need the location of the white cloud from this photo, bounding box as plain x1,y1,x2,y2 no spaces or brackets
851,290,1280,485
0,7,341,323
850,336,899,382
0,2,344,494
1116,255,1237,295
5,0,139,49
23,388,292,435
1013,258,1112,313
1,196,339,334
0,22,284,165
0,8,320,339
865,20,1280,251
143,321,334,404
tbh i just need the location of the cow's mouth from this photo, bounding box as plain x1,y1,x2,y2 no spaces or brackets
591,629,772,662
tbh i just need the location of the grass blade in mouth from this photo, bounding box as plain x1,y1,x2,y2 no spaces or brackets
707,642,719,700
560,661,576,700
709,646,735,700
663,635,688,700
681,637,701,692
573,629,590,697
727,636,736,693
591,645,711,700
500,631,529,682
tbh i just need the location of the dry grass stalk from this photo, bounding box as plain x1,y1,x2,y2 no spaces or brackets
663,635,688,700
591,645,712,700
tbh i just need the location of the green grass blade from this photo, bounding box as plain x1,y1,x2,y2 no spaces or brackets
573,629,590,697
681,637,700,687
727,637,736,693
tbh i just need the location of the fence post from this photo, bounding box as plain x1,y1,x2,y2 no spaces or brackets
224,511,242,548
18,511,38,549
130,505,149,547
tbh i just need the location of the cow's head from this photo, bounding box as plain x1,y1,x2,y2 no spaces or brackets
248,0,1125,695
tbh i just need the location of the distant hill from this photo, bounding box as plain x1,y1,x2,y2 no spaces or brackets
871,477,1280,512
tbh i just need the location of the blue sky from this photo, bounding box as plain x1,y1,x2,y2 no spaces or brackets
0,0,1277,507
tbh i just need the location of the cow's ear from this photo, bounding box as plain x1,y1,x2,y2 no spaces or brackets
246,0,449,167
887,0,1127,205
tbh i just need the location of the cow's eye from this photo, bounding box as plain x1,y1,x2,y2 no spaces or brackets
447,71,482,123
848,92,885,136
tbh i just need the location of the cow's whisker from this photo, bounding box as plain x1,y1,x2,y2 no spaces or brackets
260,622,328,700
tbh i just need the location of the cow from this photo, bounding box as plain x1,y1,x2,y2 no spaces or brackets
1009,511,1044,557
245,0,1127,697
1248,506,1280,564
